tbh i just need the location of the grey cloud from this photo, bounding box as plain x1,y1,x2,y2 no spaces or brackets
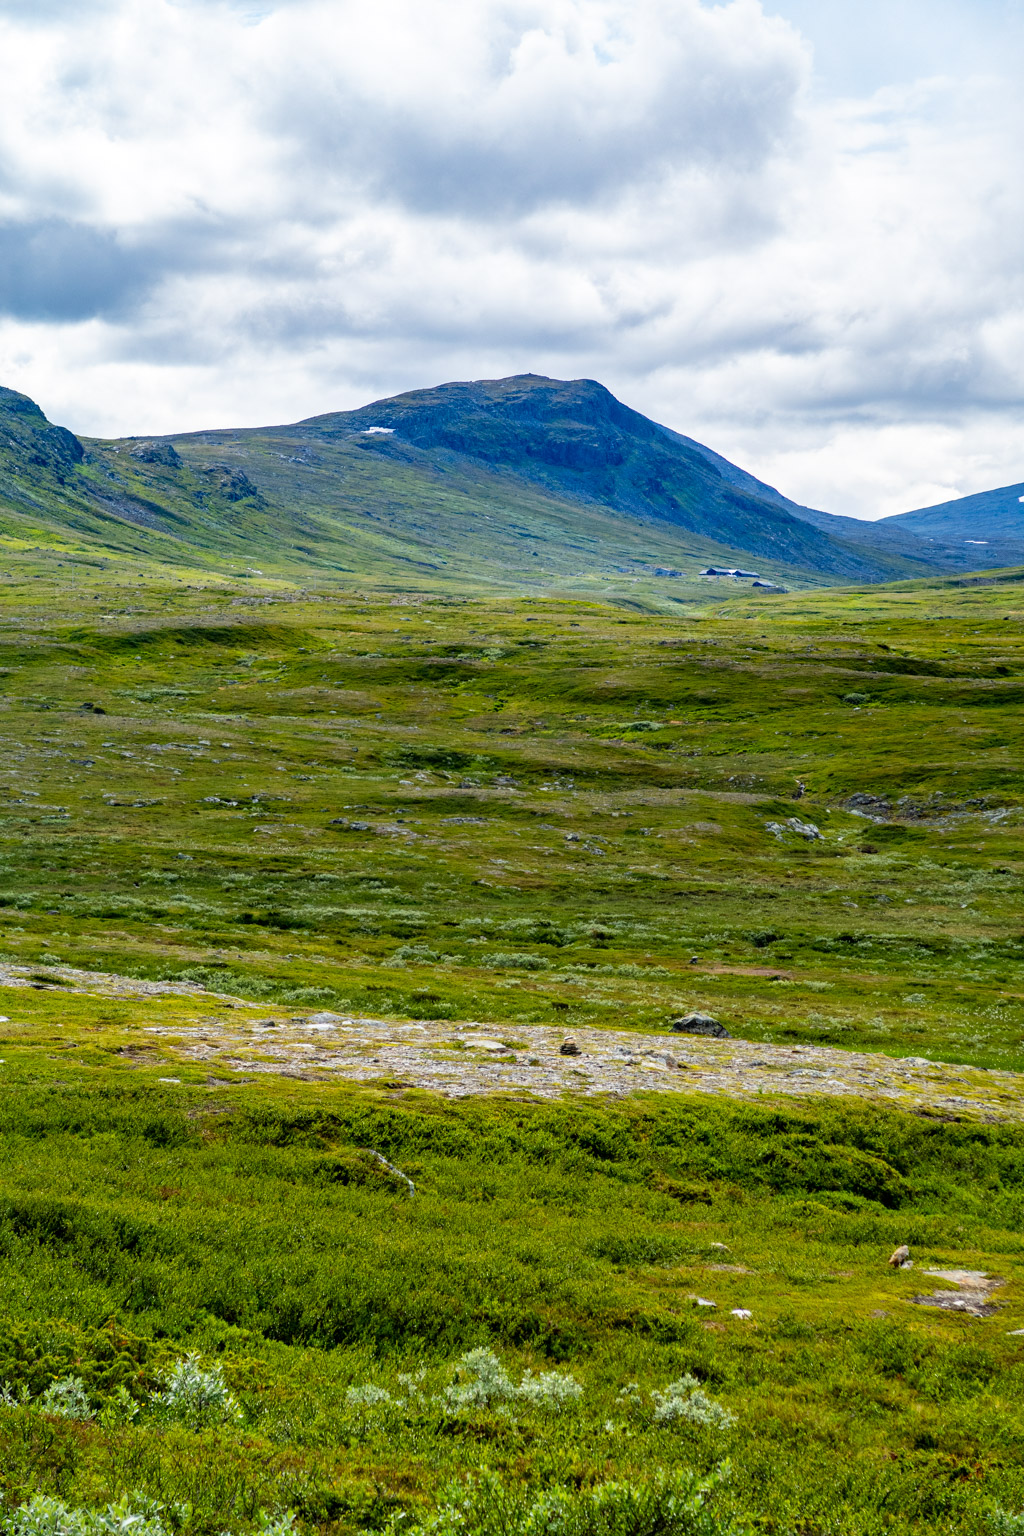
266,12,807,217
0,213,271,324
303,98,798,218
0,212,315,325
0,220,159,321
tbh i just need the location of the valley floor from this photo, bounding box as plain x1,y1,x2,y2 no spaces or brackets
0,560,1022,1534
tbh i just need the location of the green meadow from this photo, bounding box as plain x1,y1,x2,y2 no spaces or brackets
0,554,1021,1534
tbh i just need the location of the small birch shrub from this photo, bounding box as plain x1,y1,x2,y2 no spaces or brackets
651,1377,736,1432
149,1354,241,1429
37,1377,92,1421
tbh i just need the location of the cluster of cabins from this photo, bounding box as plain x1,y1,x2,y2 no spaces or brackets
700,566,787,591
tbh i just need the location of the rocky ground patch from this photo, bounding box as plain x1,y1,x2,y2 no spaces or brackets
6,960,1017,1120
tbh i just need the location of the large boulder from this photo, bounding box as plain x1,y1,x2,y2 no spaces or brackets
670,1013,730,1038
130,440,181,467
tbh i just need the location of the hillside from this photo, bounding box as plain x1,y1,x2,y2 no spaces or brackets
0,374,1007,590
882,478,1024,547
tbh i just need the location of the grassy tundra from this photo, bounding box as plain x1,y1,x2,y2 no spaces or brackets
0,560,1021,1533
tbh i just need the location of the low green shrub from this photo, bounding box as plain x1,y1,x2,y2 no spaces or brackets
376,1467,748,1536
483,953,550,971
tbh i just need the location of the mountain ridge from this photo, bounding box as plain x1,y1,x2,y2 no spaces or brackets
0,372,1019,589
881,480,1024,544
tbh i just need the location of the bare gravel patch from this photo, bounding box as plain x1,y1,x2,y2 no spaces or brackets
2,961,1022,1120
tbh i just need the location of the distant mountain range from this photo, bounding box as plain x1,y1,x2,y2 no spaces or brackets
0,372,1020,588
882,481,1024,544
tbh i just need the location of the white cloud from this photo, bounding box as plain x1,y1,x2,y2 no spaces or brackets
0,0,1021,519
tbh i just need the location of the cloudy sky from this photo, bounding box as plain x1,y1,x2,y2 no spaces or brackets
0,0,1022,518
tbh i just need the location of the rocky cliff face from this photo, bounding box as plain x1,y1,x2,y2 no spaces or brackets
0,386,83,483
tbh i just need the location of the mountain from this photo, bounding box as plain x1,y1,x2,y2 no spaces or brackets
298,375,980,581
657,428,1024,574
880,481,1024,552
0,373,1012,589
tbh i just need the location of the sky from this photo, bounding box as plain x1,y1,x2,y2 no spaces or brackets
0,0,1022,519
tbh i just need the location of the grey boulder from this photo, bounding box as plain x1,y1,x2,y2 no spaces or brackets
670,1013,731,1038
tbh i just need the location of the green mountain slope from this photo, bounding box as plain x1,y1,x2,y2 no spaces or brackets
0,373,1000,588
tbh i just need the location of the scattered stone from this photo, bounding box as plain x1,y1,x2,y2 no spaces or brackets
671,1013,730,1038
709,1243,730,1252
730,1308,753,1319
1007,1329,1024,1337
559,1038,581,1056
844,793,892,821
693,1297,716,1308
888,1245,911,1268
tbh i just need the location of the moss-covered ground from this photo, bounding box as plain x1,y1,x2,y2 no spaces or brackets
0,559,1022,1533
